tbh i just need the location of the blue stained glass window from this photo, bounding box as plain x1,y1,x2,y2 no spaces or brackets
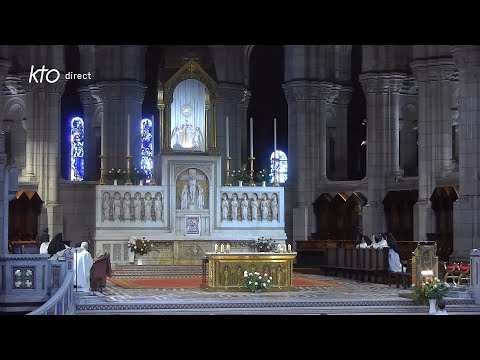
141,118,153,178
270,150,288,184
70,117,84,181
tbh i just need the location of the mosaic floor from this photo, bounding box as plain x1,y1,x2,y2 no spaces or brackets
75,273,480,315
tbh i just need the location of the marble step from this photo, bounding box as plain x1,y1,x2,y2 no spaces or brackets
112,265,203,278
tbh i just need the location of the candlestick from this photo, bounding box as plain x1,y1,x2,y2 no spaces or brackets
273,117,277,156
225,156,232,186
277,244,281,252
250,117,254,158
220,244,225,253
101,114,105,156
98,154,105,185
226,116,230,158
127,114,131,157
214,243,218,253
125,155,133,185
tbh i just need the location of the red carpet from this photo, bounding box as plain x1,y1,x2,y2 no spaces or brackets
108,275,340,289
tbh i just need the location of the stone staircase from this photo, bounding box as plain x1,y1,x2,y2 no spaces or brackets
112,265,203,278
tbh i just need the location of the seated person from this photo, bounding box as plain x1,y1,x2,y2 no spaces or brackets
47,233,67,259
72,242,94,292
376,233,389,249
356,235,369,249
386,233,406,273
370,235,379,249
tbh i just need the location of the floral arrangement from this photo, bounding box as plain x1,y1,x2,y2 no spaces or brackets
105,168,127,181
232,163,250,182
254,237,276,252
131,168,149,184
412,275,450,300
241,270,272,292
255,169,272,182
127,237,153,256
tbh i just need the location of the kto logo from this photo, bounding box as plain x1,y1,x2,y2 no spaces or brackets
29,65,60,83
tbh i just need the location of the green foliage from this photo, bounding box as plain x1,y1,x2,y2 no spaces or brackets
241,271,272,292
412,275,450,300
128,238,153,256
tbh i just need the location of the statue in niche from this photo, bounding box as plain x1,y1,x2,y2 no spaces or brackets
261,194,270,221
192,127,203,150
251,194,259,221
224,266,230,286
133,192,142,221
181,185,189,210
237,266,243,285
113,192,122,221
231,194,239,221
153,192,163,221
189,173,197,205
144,192,153,221
241,194,249,221
197,185,204,210
221,194,229,220
102,192,112,221
271,194,278,221
276,265,283,286
123,192,132,221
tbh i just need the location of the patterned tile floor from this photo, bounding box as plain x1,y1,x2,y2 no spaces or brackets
75,273,480,315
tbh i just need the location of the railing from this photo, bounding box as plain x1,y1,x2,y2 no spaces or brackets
27,271,75,315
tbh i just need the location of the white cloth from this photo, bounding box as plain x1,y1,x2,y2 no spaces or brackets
388,248,406,272
72,247,94,291
377,239,388,248
436,310,448,315
39,242,50,254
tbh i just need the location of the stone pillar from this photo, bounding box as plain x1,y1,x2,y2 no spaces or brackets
359,73,404,236
96,81,146,172
78,86,102,181
411,58,455,241
330,86,353,180
470,248,480,305
215,83,247,178
0,59,10,254
451,46,480,259
282,81,339,241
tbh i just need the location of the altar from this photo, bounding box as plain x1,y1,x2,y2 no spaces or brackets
205,252,297,291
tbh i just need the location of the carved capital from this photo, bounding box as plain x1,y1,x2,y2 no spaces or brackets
3,75,24,95
359,72,406,94
96,80,147,102
282,82,309,102
283,80,341,103
332,86,353,106
450,45,480,70
216,83,246,105
411,58,456,82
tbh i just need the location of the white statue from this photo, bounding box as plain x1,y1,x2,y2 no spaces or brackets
221,194,229,220
251,194,259,221
113,192,122,221
261,195,270,221
189,174,197,204
197,185,204,210
231,194,239,221
181,185,189,210
144,192,153,221
271,194,278,221
123,192,132,221
102,192,112,221
133,192,142,221
153,192,163,221
241,194,249,221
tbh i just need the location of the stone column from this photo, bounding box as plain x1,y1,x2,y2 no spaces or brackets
330,86,353,180
78,86,102,181
0,58,10,254
411,59,455,241
471,248,480,305
96,81,146,171
359,73,404,236
451,46,480,259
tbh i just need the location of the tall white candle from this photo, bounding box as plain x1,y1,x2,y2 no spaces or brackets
250,117,254,158
151,115,155,155
127,114,131,156
274,117,277,157
226,116,230,158
101,113,104,156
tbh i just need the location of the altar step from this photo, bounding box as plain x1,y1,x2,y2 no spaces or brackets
112,265,203,278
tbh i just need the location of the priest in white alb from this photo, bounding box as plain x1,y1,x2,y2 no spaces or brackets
73,242,94,292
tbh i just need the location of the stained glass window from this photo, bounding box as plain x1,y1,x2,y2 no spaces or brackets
141,118,153,178
70,117,84,181
270,150,288,183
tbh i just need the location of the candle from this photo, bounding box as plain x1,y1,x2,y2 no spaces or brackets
250,117,254,158
221,244,225,253
101,113,104,156
151,115,155,156
225,116,230,158
277,244,281,252
273,117,277,158
226,244,230,253
127,114,131,156
214,243,218,253
288,244,292,252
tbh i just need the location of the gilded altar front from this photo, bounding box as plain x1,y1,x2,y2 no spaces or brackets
205,252,297,291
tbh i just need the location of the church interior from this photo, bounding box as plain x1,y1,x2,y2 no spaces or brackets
0,44,480,315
